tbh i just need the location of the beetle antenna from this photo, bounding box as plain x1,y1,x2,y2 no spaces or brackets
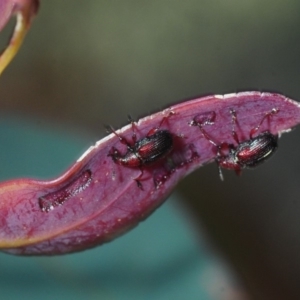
127,114,134,122
158,111,175,128
108,125,132,148
104,124,113,134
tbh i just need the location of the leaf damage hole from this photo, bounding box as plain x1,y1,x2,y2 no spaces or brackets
39,169,92,212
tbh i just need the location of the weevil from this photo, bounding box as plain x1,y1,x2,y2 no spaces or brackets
108,114,174,188
190,108,278,180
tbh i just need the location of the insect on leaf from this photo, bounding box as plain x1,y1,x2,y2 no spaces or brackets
0,91,300,255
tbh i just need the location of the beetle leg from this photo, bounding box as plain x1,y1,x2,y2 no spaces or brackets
234,167,242,176
229,109,240,144
134,168,144,190
200,126,218,147
218,164,224,181
158,111,175,128
250,108,279,138
147,111,175,136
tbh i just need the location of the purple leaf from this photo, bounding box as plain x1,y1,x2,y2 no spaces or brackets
1,91,300,255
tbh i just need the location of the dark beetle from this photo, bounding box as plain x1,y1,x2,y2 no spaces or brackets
108,116,174,188
216,132,278,175
191,108,278,180
109,130,173,167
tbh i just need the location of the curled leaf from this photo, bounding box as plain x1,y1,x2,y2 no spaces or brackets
1,91,300,255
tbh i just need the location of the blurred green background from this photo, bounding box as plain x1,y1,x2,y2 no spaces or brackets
1,1,300,299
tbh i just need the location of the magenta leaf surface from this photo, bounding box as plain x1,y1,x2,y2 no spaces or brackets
1,91,300,255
